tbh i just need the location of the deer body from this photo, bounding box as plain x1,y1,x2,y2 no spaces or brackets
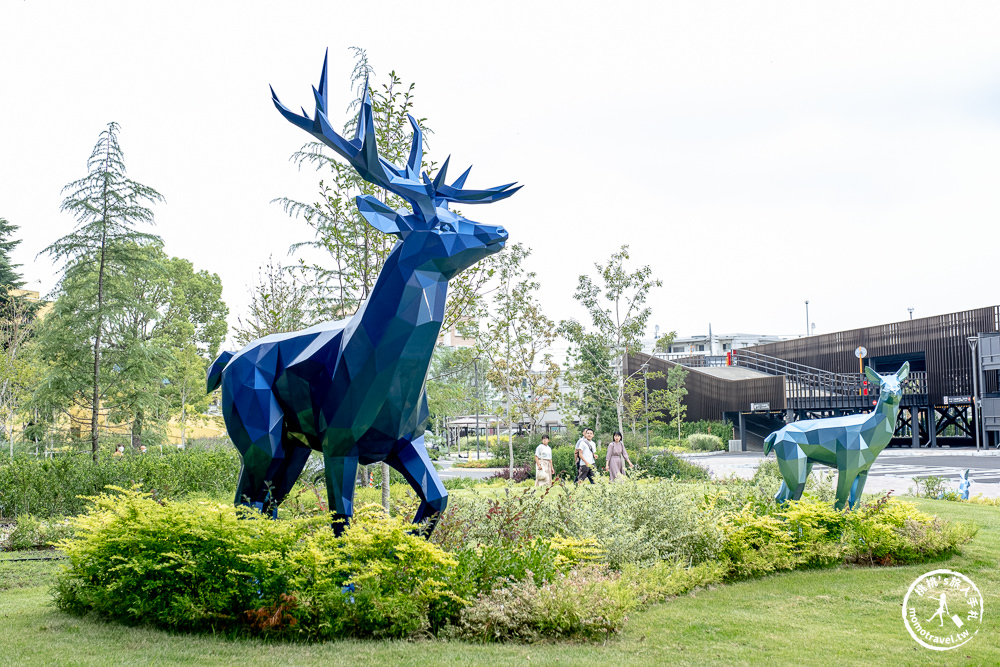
763,363,909,509
207,53,516,535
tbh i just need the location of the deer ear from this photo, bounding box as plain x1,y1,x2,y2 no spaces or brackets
356,195,408,238
896,361,910,381
864,366,881,384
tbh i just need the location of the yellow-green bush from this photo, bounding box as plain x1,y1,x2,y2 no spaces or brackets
54,489,460,638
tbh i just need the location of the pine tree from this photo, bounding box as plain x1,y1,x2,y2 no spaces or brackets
0,217,39,319
0,217,25,294
38,122,164,461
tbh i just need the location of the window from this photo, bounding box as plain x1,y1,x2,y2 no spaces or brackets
722,343,731,351
697,345,705,351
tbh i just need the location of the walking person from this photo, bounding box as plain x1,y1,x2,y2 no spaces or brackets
575,428,597,484
605,431,634,482
534,434,554,487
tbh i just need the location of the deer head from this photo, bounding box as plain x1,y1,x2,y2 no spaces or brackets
865,362,910,409
271,51,517,278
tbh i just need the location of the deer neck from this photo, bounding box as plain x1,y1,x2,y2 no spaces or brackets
864,391,899,453
346,242,447,366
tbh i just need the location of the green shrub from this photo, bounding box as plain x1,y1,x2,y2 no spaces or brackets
0,449,242,519
911,475,949,498
549,536,606,570
53,490,462,638
686,433,723,452
550,446,579,481
632,450,709,481
620,559,725,607
568,481,723,568
286,504,463,639
453,539,560,595
843,497,977,565
452,565,634,642
5,514,74,551
720,507,802,579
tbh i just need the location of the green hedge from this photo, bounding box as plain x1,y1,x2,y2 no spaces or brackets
0,450,241,519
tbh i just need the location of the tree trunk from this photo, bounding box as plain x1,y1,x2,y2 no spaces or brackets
615,374,625,437
507,399,514,479
91,147,111,463
180,381,187,447
381,461,390,512
132,411,143,449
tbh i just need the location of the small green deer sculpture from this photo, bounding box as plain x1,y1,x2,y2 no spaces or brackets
763,362,909,509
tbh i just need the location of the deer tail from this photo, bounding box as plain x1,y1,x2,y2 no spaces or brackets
206,351,235,393
763,431,777,456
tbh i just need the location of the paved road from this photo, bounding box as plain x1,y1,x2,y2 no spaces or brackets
436,449,1000,498
684,450,1000,499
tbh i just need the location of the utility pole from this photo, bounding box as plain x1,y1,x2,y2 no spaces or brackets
805,300,810,336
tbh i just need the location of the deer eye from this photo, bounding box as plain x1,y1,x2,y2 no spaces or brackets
439,223,455,232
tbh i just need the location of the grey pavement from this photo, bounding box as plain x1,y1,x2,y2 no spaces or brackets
682,450,1000,499
435,447,1000,499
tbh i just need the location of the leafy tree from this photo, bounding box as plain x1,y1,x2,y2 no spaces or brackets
478,243,559,475
0,296,39,457
654,330,677,354
37,123,163,461
110,247,227,447
425,345,479,454
232,256,307,347
560,245,662,436
665,364,689,438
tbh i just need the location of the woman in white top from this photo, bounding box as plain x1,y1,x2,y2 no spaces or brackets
534,434,554,486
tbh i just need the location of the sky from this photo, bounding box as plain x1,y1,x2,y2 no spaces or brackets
3,1,1000,352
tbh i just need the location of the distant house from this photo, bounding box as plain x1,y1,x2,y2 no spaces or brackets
657,332,786,356
10,288,53,319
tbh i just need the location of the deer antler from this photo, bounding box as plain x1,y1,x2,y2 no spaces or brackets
271,50,521,226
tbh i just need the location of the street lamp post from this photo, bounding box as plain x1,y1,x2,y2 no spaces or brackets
968,336,980,451
805,300,810,336
641,362,650,450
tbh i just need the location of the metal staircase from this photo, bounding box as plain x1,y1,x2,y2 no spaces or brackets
729,349,927,411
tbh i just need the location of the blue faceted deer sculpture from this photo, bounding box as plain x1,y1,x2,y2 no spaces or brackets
763,362,909,510
207,53,518,536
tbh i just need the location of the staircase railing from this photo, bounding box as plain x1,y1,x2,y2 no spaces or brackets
730,349,927,408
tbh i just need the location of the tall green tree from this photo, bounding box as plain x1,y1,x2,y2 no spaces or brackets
111,247,228,447
0,218,39,318
560,245,662,436
37,122,163,460
425,345,479,454
0,296,39,457
665,364,689,438
478,243,559,475
232,256,307,348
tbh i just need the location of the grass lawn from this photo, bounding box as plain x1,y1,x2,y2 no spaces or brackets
1,498,997,666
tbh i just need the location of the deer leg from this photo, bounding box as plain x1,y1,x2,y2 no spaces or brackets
385,435,448,536
228,384,286,515
774,442,809,503
267,444,314,508
324,454,359,536
834,471,857,511
848,470,869,509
